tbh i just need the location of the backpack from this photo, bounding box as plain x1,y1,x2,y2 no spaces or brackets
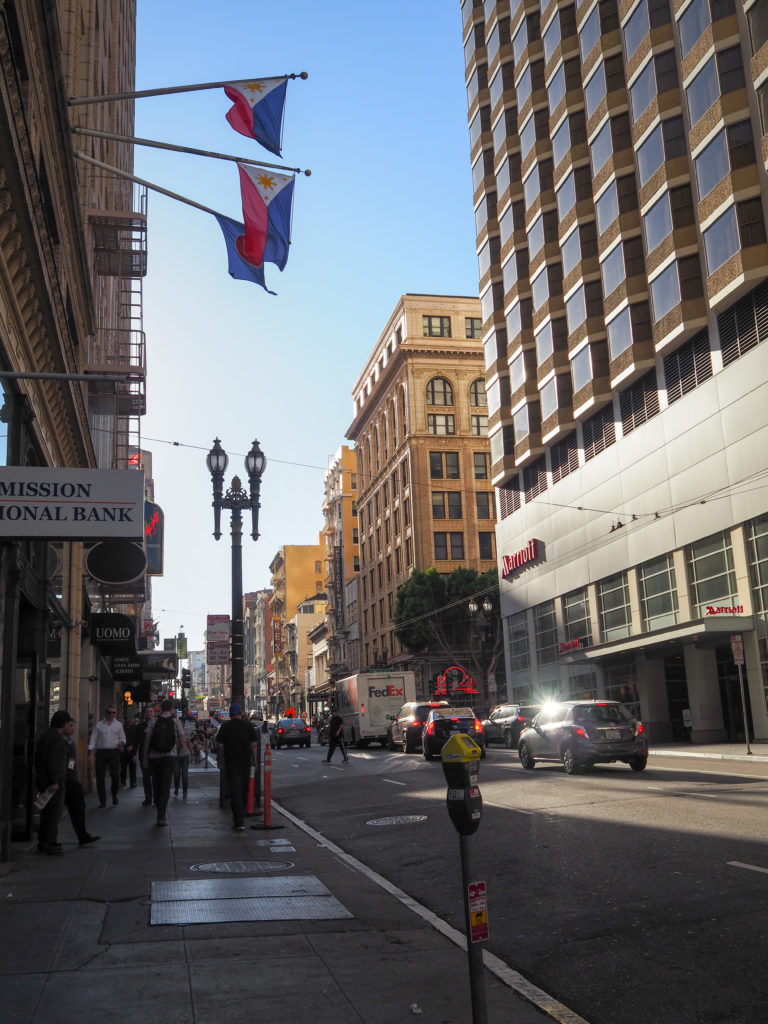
149,716,177,754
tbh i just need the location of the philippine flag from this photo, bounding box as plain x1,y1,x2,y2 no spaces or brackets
214,213,276,294
224,77,288,156
236,164,294,271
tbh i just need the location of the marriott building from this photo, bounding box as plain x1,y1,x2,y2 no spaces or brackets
462,0,768,740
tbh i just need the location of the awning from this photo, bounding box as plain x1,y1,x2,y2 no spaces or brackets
565,616,755,663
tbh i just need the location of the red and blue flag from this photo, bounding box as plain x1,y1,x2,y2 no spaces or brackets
214,213,276,294
237,164,294,271
224,77,287,156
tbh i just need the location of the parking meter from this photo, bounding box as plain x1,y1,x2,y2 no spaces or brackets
441,734,483,835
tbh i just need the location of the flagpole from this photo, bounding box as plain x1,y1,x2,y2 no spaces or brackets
74,151,226,217
67,72,308,106
71,126,310,175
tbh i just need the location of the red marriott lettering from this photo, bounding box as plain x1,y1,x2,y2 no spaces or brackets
501,539,540,577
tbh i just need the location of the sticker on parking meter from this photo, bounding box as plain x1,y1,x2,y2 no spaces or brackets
468,881,488,941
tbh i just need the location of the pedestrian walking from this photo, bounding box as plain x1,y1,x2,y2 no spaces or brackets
142,699,185,827
62,717,99,847
88,705,126,807
120,715,140,788
34,709,71,854
215,703,259,832
173,715,191,799
321,709,349,765
135,706,156,805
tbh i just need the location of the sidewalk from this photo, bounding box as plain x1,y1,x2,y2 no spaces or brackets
0,761,564,1024
649,740,768,763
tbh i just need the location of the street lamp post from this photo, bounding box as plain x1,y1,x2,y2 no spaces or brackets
468,597,493,707
206,438,266,707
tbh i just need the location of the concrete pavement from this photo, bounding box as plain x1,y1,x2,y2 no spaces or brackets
0,758,568,1024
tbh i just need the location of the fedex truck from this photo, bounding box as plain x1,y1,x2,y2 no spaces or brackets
336,671,416,748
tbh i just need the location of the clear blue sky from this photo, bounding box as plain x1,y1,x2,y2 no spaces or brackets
135,1,479,652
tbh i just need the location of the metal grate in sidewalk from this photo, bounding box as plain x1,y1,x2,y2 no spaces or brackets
150,874,353,925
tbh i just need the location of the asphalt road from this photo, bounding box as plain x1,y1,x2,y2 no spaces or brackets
269,739,768,1024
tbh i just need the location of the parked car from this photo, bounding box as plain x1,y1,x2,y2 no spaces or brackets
270,717,311,749
388,701,450,752
422,706,486,760
482,704,541,748
517,700,648,774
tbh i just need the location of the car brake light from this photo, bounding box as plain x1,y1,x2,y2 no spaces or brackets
278,727,284,734
636,722,644,735
427,722,435,734
574,727,587,737
474,719,483,732
414,720,424,727
518,716,525,722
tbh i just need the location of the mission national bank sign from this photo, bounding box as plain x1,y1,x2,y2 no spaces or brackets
0,467,144,540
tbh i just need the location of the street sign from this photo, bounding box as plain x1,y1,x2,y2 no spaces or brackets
731,634,744,665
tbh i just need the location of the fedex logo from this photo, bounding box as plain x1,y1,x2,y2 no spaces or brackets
368,684,404,698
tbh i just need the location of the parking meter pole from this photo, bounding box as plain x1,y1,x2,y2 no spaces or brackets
460,833,488,1024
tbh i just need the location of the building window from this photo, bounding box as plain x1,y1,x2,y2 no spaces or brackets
583,404,616,461
426,377,454,405
681,0,736,53
718,280,768,366
466,316,483,339
513,405,531,440
423,315,451,337
471,414,489,436
570,344,592,392
432,492,447,519
551,430,579,482
498,479,521,519
564,587,592,647
695,120,754,201
508,610,530,675
630,50,678,124
636,116,686,187
650,256,703,323
639,553,679,630
687,531,738,616
473,451,489,479
470,379,487,407
523,456,548,500
643,191,673,254
479,532,495,559
534,600,559,666
686,46,745,128
428,413,455,435
599,571,632,640
405,537,413,565
704,200,768,276
540,376,558,419
476,491,495,518
664,330,712,404
620,368,659,434
748,0,768,53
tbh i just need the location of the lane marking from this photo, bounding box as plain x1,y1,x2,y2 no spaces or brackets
382,778,406,786
728,861,768,875
273,799,590,1024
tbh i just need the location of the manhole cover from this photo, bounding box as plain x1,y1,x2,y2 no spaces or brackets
366,815,428,826
189,860,294,873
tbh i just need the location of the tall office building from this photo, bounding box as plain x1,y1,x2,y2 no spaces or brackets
463,0,768,741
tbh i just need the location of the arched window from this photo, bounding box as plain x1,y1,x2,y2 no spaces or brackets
426,377,454,405
470,378,488,407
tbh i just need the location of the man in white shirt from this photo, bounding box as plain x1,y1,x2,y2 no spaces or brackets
88,705,126,807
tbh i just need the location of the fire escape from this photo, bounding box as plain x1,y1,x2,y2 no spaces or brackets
84,182,147,469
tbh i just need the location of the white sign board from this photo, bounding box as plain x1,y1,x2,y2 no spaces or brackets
731,634,744,665
0,468,144,539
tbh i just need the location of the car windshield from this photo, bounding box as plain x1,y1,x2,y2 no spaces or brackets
572,704,633,724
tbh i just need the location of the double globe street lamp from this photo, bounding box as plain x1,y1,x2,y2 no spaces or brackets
206,438,266,707
468,596,494,706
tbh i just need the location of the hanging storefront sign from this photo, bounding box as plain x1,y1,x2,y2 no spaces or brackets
207,614,230,665
0,467,144,539
144,500,164,575
91,613,136,653
86,541,147,584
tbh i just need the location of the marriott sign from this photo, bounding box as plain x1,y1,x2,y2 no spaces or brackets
501,538,541,577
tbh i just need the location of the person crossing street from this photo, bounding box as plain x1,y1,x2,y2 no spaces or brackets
321,708,349,765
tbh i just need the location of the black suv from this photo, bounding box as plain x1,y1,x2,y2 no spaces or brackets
518,700,648,774
388,701,449,752
422,706,486,760
482,704,541,748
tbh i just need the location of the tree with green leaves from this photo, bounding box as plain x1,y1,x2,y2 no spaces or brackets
393,567,503,697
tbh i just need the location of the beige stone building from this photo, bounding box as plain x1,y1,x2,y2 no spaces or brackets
346,294,496,696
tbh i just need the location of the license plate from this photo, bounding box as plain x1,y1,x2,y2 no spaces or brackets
605,729,620,741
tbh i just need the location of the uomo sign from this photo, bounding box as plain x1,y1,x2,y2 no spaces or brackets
0,468,144,539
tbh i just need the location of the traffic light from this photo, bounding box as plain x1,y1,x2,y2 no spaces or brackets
181,668,191,688
168,689,174,698
123,690,133,705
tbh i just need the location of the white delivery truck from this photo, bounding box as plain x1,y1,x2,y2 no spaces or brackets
335,671,416,748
